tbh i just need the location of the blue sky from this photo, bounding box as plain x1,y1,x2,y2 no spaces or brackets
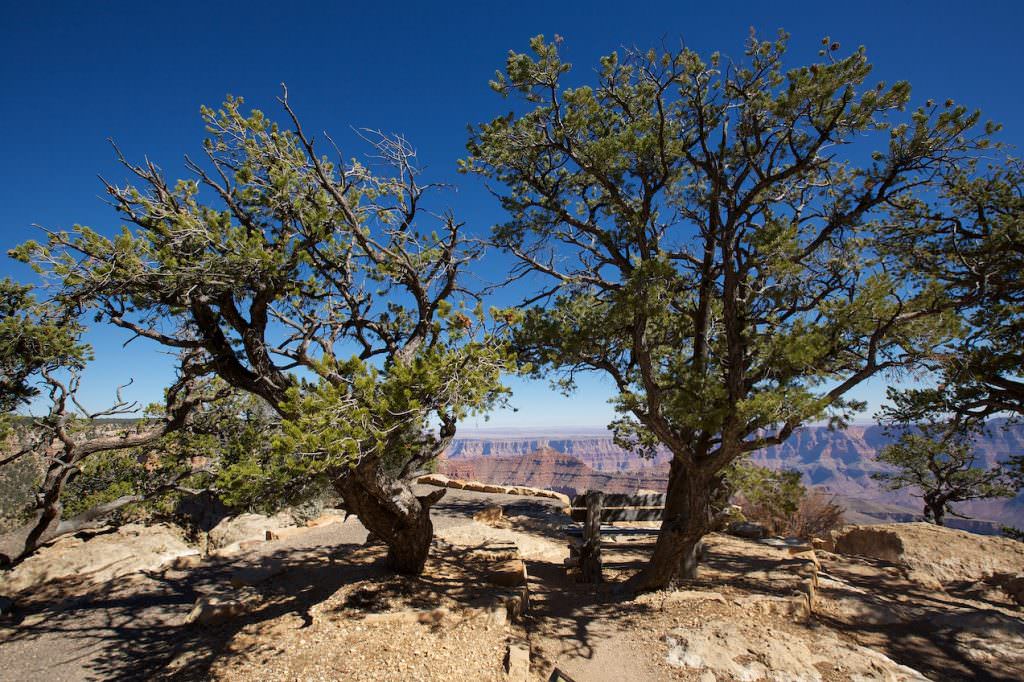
2,1,1022,428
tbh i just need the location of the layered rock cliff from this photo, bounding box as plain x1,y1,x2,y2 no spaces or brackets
442,421,1024,529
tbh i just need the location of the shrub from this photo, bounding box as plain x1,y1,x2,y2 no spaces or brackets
726,461,845,539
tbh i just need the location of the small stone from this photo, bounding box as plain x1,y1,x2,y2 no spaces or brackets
504,638,530,681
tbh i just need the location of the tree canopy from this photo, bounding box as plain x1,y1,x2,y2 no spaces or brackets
465,32,994,587
15,91,512,573
882,160,1023,421
874,392,1017,526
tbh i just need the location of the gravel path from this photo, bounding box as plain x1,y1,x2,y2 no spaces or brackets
0,487,561,682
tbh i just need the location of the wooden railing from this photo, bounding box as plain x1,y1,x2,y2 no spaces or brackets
566,491,666,583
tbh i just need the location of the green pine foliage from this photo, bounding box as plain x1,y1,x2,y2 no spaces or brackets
464,31,995,587
13,93,513,571
873,402,1016,526
882,162,1023,421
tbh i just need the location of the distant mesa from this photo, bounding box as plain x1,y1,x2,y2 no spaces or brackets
442,421,1024,533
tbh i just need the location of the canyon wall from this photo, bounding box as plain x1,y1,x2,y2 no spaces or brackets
442,421,1024,530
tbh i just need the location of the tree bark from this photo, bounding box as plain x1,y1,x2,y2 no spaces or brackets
333,462,444,575
630,458,711,590
924,495,946,526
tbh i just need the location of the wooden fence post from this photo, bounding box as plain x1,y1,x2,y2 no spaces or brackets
578,490,603,583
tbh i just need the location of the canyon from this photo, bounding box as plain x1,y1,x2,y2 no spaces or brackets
441,421,1024,532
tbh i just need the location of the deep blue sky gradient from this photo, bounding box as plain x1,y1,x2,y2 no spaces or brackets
2,1,1022,427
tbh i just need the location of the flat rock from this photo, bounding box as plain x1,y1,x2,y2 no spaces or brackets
833,523,1024,587
417,473,450,487
665,617,928,681
505,638,530,681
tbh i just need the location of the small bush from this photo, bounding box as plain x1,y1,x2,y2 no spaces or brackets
1002,526,1024,542
727,460,845,539
784,490,845,540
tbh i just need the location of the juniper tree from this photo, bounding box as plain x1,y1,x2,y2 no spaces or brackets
465,32,991,588
0,279,86,418
16,92,510,574
876,161,1023,507
874,392,1015,526
0,283,218,565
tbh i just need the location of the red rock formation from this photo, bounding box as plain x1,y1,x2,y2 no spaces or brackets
439,446,667,496
441,420,1024,529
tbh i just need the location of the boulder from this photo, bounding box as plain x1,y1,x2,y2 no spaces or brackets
487,559,527,587
988,572,1024,606
0,523,197,593
534,490,571,507
208,512,295,550
833,523,1024,588
726,521,768,539
833,526,904,563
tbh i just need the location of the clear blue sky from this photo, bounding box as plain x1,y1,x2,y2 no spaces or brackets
2,1,1022,427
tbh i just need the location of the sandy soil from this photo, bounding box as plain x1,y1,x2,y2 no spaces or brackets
1,487,1021,681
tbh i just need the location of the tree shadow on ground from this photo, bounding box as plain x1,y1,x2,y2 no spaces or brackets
524,557,658,666
1,542,382,681
524,531,1023,682
0,535,546,681
814,553,1024,682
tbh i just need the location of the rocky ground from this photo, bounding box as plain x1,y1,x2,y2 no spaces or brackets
0,485,1022,681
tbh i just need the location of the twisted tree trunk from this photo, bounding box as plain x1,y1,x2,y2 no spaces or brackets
333,460,445,575
923,493,947,526
0,464,211,568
